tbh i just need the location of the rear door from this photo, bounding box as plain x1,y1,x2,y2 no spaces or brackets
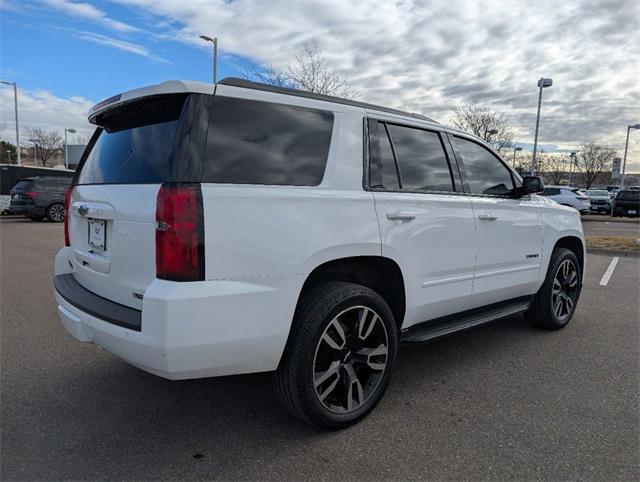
67,93,210,309
368,118,476,327
449,135,543,308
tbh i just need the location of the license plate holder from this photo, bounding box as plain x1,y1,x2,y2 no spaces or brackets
88,219,106,251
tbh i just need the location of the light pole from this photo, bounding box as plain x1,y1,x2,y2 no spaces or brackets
512,146,522,168
1,80,21,165
531,77,553,175
484,128,498,142
620,123,640,188
568,151,577,186
28,138,38,166
64,128,77,169
199,35,218,83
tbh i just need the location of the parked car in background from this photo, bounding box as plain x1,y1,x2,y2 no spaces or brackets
9,176,72,222
586,189,611,213
540,185,591,213
612,189,640,217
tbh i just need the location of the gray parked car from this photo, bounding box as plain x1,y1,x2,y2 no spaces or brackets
9,176,72,222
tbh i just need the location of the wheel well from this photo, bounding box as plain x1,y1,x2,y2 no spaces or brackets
298,256,406,330
554,236,585,272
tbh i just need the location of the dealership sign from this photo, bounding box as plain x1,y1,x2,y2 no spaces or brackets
612,157,621,178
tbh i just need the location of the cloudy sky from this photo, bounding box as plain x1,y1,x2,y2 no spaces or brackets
1,0,639,170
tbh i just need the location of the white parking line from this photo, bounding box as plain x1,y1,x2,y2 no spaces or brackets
599,257,619,286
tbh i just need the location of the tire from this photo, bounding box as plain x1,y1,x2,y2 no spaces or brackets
526,247,582,330
46,203,65,223
274,281,398,429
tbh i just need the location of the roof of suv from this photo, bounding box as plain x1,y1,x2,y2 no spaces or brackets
88,77,437,125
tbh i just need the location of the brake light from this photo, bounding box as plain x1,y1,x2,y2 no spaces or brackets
155,183,205,281
24,191,38,199
64,188,72,246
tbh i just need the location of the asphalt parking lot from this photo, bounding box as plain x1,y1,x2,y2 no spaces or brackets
582,216,640,238
1,217,638,480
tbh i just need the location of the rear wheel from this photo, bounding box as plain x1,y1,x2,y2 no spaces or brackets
274,281,397,429
526,247,581,330
46,203,65,222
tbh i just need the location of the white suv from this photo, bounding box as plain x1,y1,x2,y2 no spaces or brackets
540,185,591,213
54,78,585,428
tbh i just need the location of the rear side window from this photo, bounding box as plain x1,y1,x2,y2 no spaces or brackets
368,121,400,190
77,94,209,185
202,96,334,186
543,187,561,196
386,124,453,192
451,136,514,196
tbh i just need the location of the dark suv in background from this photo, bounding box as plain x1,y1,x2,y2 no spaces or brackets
612,189,640,217
9,177,72,222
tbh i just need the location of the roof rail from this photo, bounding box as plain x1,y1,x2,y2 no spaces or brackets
218,77,436,123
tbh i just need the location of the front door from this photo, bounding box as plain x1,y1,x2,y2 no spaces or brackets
449,135,544,309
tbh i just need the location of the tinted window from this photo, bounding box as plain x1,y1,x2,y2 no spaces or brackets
386,124,453,192
13,180,33,190
452,137,514,195
542,187,561,196
618,190,640,201
369,121,400,190
77,94,208,184
202,96,334,186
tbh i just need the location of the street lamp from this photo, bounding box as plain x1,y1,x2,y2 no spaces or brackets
199,35,218,83
1,80,21,165
64,128,77,169
531,77,553,175
512,146,523,167
484,128,499,142
28,138,38,165
568,151,577,186
620,123,640,188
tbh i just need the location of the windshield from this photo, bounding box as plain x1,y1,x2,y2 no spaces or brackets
587,190,608,197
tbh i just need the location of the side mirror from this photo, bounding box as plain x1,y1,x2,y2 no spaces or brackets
517,176,544,197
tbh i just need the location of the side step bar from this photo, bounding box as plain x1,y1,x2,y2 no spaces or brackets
401,296,532,343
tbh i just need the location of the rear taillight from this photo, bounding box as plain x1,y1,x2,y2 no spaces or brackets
24,191,38,199
155,183,205,282
64,188,72,246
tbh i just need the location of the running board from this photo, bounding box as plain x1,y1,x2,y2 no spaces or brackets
401,297,532,343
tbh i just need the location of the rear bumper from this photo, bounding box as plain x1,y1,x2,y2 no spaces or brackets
9,201,43,216
53,248,303,380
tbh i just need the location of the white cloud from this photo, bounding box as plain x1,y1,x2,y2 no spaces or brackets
73,31,171,63
0,86,95,146
43,0,138,32
112,0,640,171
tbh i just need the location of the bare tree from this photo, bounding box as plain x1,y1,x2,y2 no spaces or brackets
25,127,62,167
244,41,357,98
536,151,566,185
452,104,515,154
576,141,616,189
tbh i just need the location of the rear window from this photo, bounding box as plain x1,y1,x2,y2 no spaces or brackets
13,180,33,190
77,94,209,185
617,190,640,200
202,96,334,186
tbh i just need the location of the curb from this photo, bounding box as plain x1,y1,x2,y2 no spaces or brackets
587,248,640,258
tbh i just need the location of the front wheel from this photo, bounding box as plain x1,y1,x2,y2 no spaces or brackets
274,281,398,429
526,247,582,330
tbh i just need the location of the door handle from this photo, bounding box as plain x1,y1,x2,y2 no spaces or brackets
478,213,498,221
386,211,416,221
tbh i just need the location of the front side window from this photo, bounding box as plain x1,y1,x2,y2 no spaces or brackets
452,136,515,196
202,96,334,186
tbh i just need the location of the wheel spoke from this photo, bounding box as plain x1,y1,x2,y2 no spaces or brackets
358,308,378,341
322,319,346,351
314,360,341,401
552,278,562,294
343,364,364,411
554,298,563,318
354,344,388,371
568,271,577,288
563,293,574,313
